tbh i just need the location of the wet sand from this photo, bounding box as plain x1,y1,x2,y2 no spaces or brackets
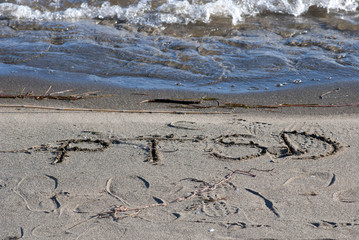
1,76,359,239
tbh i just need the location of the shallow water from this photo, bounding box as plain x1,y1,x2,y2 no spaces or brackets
0,0,358,93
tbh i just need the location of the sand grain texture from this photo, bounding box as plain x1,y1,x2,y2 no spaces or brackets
1,106,359,239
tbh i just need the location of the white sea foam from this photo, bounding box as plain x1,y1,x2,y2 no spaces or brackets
0,0,358,24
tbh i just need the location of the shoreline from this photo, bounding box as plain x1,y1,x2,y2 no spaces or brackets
1,74,358,115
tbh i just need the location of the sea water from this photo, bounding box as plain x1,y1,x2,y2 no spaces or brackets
0,0,358,93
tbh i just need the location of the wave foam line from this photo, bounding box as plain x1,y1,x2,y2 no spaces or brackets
0,0,358,25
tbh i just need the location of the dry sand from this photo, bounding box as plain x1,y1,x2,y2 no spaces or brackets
1,77,359,239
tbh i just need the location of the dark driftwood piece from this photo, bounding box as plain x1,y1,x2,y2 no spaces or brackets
140,99,202,104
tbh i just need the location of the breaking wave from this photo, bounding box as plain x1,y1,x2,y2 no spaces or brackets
0,0,358,25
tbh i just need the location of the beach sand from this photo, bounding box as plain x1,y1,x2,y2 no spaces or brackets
1,76,359,239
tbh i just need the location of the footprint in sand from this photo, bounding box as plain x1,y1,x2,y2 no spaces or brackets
166,178,242,221
0,178,27,240
106,175,157,207
284,171,335,193
0,177,26,212
16,175,58,212
199,188,239,218
333,186,359,203
31,193,121,237
233,119,273,136
262,171,336,220
168,121,202,130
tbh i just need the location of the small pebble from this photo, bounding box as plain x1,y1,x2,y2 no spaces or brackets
292,79,302,84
